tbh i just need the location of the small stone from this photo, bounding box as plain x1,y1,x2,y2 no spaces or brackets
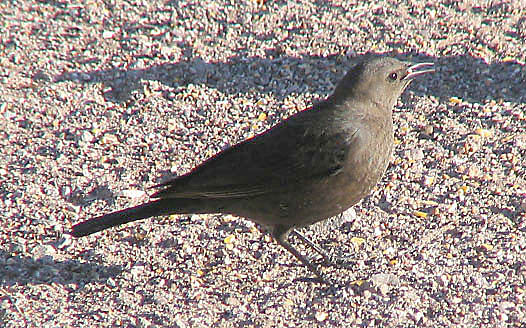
498,311,508,322
449,96,462,104
422,176,434,186
474,128,492,138
480,243,494,251
423,124,433,135
447,201,458,213
262,272,272,281
371,273,399,295
168,118,178,132
81,130,94,143
224,234,235,244
438,274,449,287
32,244,57,263
130,264,146,279
404,148,424,161
315,311,328,322
414,210,428,218
258,112,267,121
463,134,483,153
514,134,526,149
61,185,72,197
350,236,365,248
102,30,116,39
119,189,146,198
101,133,119,145
383,246,396,257
499,301,515,311
465,165,482,178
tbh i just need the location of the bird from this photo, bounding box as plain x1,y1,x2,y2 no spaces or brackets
71,55,434,283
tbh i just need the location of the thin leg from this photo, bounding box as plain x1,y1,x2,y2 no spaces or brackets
271,225,329,284
291,230,332,263
292,229,355,268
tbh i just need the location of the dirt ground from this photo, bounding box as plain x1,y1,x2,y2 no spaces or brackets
1,0,525,327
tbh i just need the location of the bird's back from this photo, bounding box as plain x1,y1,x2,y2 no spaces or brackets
152,94,394,228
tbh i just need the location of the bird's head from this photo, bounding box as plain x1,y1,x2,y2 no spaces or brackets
334,56,434,110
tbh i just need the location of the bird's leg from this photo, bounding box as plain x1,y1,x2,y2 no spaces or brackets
292,229,355,268
290,230,333,264
271,225,329,284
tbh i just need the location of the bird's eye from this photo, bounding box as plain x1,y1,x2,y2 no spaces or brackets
388,72,398,81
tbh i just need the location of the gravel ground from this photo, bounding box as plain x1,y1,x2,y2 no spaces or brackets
1,0,526,327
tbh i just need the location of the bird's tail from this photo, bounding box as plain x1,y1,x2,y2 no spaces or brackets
70,198,219,237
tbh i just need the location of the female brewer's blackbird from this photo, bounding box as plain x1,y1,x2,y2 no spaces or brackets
71,56,434,282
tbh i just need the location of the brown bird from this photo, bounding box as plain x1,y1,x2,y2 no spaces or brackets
71,56,434,282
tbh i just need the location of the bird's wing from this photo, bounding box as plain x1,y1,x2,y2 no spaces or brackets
152,111,359,199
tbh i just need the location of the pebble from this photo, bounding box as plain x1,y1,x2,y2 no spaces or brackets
32,244,58,263
404,148,425,161
81,130,95,143
315,311,329,322
119,189,147,198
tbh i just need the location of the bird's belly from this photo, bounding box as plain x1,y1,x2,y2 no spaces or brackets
231,134,393,228
232,158,389,228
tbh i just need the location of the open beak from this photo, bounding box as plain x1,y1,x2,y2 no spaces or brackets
403,62,435,80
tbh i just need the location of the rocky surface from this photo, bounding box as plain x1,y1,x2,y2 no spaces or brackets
1,1,525,327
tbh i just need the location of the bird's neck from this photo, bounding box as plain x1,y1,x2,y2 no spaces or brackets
326,90,393,121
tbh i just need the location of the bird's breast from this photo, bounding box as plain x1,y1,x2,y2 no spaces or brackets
338,117,394,203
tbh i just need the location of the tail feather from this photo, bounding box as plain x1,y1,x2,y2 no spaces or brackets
71,199,179,237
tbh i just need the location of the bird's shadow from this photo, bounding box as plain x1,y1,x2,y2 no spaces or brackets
51,41,525,106
53,48,348,104
0,249,123,287
38,0,526,106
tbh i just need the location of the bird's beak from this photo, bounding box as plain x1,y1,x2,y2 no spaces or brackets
403,62,435,80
